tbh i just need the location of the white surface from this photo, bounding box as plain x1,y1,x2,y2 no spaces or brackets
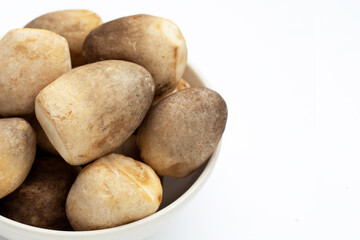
1,0,360,239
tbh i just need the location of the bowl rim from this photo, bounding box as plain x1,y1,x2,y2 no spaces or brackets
0,62,219,237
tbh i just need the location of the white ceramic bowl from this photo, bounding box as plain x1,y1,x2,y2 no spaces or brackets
0,64,221,240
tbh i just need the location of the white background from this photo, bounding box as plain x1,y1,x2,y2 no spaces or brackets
1,0,360,239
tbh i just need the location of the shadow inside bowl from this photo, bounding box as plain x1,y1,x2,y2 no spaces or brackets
159,162,207,210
